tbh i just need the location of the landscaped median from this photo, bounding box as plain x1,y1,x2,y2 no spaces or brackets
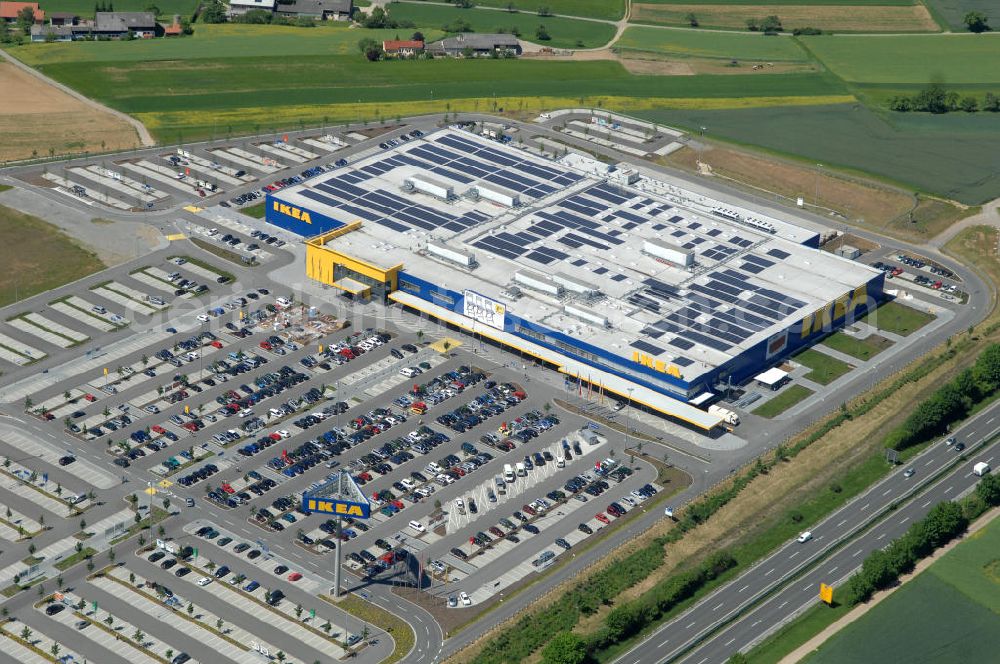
323,593,411,664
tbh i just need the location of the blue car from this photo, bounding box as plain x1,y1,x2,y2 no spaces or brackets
244,580,260,592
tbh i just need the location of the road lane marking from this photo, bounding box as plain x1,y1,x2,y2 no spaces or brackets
877,533,886,540
765,568,775,577
944,486,954,493
922,500,932,508
882,488,892,496
828,566,838,575
790,551,800,559
861,503,870,510
853,549,863,557
900,517,910,525
658,639,670,648
725,638,736,647
924,459,935,467
837,519,847,527
712,602,724,612
686,621,696,629
739,585,749,593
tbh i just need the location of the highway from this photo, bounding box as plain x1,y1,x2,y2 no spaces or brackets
614,402,1000,664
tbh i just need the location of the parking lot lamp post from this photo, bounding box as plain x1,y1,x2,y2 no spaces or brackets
625,387,634,451
147,481,154,543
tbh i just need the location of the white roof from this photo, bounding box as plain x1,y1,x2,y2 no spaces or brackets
230,0,275,7
755,367,789,386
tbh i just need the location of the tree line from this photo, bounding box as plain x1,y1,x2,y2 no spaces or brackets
885,342,1000,449
889,83,1000,114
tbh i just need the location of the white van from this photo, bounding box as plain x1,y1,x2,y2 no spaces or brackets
495,475,507,495
515,462,527,477
503,464,515,483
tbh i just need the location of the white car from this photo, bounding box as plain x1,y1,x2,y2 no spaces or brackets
197,314,210,322
797,531,813,543
196,576,213,587
459,591,472,606
408,520,425,533
278,430,291,439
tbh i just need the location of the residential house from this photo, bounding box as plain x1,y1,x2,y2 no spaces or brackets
0,1,44,23
426,33,521,57
382,39,423,57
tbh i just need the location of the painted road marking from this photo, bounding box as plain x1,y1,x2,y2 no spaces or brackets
765,568,775,577
853,549,863,557
861,503,870,510
712,602,724,612
837,519,847,527
739,585,749,593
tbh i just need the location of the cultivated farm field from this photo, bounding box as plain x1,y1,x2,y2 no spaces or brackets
460,0,626,21
615,26,810,60
805,515,1000,664
630,3,939,32
384,2,617,48
0,62,139,162
638,103,1000,204
802,34,1000,84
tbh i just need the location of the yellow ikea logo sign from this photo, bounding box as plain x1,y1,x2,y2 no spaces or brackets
306,499,365,517
800,285,868,338
273,201,311,224
632,351,682,378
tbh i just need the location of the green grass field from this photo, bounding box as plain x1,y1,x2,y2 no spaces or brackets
801,34,1000,84
37,0,197,18
863,300,935,336
753,384,814,417
615,26,810,61
11,24,442,66
794,348,853,385
0,204,105,308
822,330,893,360
635,104,1000,204
805,515,1000,664
240,202,266,219
385,2,617,49
460,0,626,21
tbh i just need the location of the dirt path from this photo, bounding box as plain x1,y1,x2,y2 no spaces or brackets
779,505,1000,664
0,47,154,149
929,196,1000,248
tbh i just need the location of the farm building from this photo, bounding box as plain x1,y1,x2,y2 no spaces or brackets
275,0,352,20
91,11,157,37
266,130,883,432
30,22,71,39
427,33,521,57
228,0,275,17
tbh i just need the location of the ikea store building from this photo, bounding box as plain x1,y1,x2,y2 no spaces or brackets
266,129,884,433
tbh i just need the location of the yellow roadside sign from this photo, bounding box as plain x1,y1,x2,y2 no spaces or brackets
819,583,834,604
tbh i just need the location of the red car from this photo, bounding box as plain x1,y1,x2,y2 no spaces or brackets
287,572,302,581
43,412,55,421
221,484,235,494
151,425,166,434
83,393,97,402
391,500,404,510
182,422,198,432
359,472,373,482
210,340,223,349
259,341,272,351
595,513,610,525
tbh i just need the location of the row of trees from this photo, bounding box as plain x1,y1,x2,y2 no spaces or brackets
359,6,414,29
846,473,1000,605
885,342,1000,449
889,84,1000,114
539,552,738,664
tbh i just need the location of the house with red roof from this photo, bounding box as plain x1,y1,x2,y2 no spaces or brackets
0,1,45,23
382,39,424,57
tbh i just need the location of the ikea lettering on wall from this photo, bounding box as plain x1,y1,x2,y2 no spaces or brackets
632,351,682,378
800,284,868,338
273,201,312,224
305,498,368,518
